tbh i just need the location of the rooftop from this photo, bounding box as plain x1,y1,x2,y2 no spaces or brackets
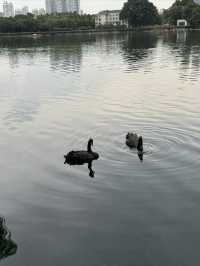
97,10,121,15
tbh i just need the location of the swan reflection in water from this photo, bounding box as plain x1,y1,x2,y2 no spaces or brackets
64,158,97,178
137,152,144,162
0,216,18,261
64,139,99,178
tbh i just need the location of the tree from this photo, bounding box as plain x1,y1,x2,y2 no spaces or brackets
120,0,161,27
0,13,95,33
163,0,200,27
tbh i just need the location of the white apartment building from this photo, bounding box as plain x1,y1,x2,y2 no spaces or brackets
3,1,14,17
95,10,127,27
45,0,80,14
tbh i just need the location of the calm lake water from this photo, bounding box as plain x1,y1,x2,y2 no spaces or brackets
0,31,200,266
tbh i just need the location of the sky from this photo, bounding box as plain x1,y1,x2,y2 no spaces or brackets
0,0,174,13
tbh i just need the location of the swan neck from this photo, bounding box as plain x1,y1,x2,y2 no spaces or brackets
137,137,143,152
87,141,92,152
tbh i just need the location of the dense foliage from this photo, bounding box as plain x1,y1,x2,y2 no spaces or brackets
163,0,200,27
120,0,161,27
0,13,95,33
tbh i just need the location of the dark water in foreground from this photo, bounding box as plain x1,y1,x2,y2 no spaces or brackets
0,31,200,266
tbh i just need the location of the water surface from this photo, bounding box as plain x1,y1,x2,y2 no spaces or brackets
0,31,200,266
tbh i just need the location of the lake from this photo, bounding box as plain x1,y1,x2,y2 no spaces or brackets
0,30,200,266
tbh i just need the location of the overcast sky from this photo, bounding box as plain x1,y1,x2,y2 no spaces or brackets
0,0,174,13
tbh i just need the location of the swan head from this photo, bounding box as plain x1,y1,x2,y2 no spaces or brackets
88,139,93,146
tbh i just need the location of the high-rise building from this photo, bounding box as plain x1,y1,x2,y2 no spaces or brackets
32,8,46,17
46,0,56,13
15,6,29,16
22,6,29,15
15,8,22,15
3,1,14,17
68,0,80,13
45,0,80,14
56,0,64,13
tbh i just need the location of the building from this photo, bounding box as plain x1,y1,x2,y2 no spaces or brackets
15,6,29,16
15,8,22,15
39,8,46,15
32,8,46,17
3,1,14,17
95,10,127,27
55,0,64,13
22,6,29,15
46,0,56,13
65,0,80,13
177,19,188,27
194,0,200,4
45,0,80,14
31,9,39,16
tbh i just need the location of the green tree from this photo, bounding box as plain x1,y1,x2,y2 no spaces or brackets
120,0,161,27
163,0,200,27
0,13,95,33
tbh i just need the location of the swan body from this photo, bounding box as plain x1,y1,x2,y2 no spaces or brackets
64,139,99,165
126,133,143,152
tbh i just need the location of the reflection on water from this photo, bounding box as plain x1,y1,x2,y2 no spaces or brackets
0,216,17,261
0,32,200,266
0,35,96,71
122,32,158,72
176,29,187,43
162,31,200,81
65,159,96,178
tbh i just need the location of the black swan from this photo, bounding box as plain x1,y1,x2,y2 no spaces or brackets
64,139,99,165
126,133,143,152
0,216,18,260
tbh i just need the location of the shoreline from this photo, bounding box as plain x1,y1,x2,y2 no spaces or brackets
0,26,199,37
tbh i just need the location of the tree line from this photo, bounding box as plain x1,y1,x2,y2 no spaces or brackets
120,0,200,28
163,0,200,27
0,13,95,33
0,0,200,33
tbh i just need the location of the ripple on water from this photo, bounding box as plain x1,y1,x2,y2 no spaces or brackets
1,33,200,266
